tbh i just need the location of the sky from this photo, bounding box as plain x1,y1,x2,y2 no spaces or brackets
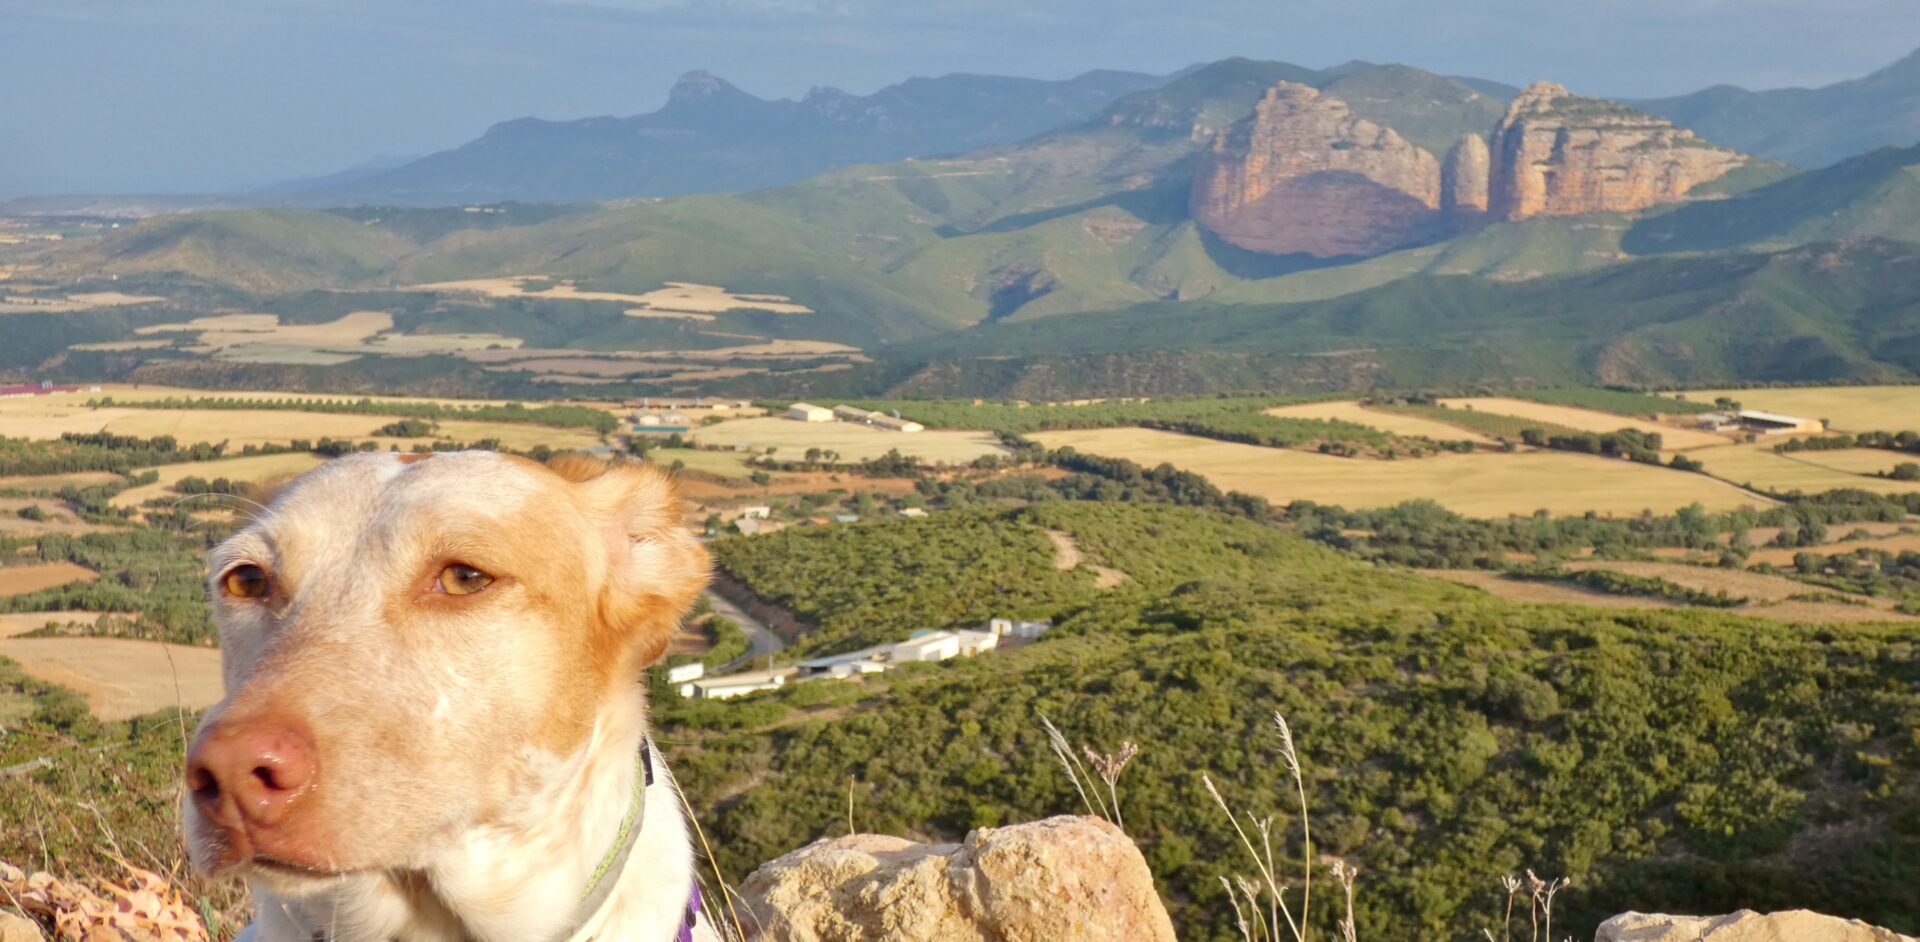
2,0,1915,196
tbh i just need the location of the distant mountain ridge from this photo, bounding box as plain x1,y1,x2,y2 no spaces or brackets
1634,48,1920,168
293,69,1169,205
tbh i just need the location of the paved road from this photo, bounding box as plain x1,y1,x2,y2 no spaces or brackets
705,588,786,673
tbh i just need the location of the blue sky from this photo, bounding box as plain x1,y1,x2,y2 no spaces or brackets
2,0,1915,195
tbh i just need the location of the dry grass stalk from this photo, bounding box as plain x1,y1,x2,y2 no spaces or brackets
1200,710,1347,942
1039,714,1108,821
1083,741,1139,830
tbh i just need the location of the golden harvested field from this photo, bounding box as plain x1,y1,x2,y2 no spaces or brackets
95,384,514,408
431,420,602,451
1265,401,1495,443
134,311,518,363
655,448,755,478
1421,569,1682,610
0,498,110,535
409,277,812,319
0,637,224,720
1687,442,1920,495
1430,566,1912,624
0,471,121,491
1746,533,1920,567
0,291,163,314
691,417,1008,464
1031,427,1767,516
1565,560,1827,602
1791,448,1916,476
0,562,97,596
110,452,327,508
1438,397,1730,449
1678,386,1920,433
0,611,120,639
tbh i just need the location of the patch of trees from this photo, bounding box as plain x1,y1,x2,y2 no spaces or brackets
1776,431,1920,455
1520,427,1663,464
0,432,228,476
0,528,217,645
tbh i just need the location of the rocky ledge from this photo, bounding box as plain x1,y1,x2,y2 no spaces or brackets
736,814,1175,942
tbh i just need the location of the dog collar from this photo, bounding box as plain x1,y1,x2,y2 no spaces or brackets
568,739,704,941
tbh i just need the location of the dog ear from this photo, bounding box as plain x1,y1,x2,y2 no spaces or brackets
558,456,711,668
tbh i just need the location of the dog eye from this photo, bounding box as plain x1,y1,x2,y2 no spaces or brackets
222,564,270,599
437,563,493,597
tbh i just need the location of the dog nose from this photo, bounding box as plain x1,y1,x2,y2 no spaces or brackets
186,718,317,832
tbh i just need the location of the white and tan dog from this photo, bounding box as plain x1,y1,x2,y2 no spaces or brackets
183,451,718,942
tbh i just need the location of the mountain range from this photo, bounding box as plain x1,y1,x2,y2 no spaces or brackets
12,49,1920,399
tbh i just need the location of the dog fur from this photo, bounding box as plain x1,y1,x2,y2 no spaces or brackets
183,451,718,941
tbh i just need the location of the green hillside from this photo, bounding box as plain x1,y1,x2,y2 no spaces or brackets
1626,144,1920,254
51,208,419,293
872,240,1920,397
665,500,1920,941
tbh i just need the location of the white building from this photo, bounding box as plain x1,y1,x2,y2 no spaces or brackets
739,505,772,519
787,402,834,422
833,404,876,422
666,662,706,685
988,618,1053,640
869,414,925,433
684,669,788,700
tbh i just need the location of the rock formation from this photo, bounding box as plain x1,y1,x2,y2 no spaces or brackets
1441,133,1491,219
1488,82,1747,222
1190,83,1443,258
1598,910,1918,942
736,815,1176,942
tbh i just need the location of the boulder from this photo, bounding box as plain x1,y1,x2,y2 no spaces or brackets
0,911,44,942
737,815,1175,942
1597,910,1917,942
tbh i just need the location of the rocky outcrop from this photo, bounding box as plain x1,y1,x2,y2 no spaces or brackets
1441,134,1491,219
0,911,42,942
736,815,1175,942
1488,82,1746,222
1598,910,1918,942
1190,83,1443,258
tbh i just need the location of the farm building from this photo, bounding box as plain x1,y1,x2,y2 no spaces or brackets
869,414,925,433
0,382,83,398
682,669,789,700
987,618,1053,640
666,663,706,685
1737,410,1823,435
1694,413,1740,431
787,402,834,422
833,404,876,422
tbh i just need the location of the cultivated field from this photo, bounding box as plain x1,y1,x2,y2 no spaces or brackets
1789,448,1916,476
1438,397,1730,449
1679,385,1920,433
0,562,97,597
408,277,812,320
1031,427,1767,516
0,498,109,536
691,416,1008,464
1566,559,1916,623
0,611,117,639
1265,401,1495,443
110,452,327,508
1746,532,1920,567
0,637,224,720
0,290,163,314
1687,442,1920,496
135,311,519,364
1421,569,1683,610
0,471,122,491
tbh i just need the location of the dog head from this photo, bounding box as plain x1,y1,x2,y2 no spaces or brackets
182,451,707,887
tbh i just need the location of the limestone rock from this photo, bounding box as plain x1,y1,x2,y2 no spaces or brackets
1442,133,1491,218
0,911,44,942
1597,910,1917,942
737,815,1175,942
1190,83,1442,258
1488,82,1746,222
